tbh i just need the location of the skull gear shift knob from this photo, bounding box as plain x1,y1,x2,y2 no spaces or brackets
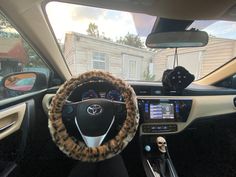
156,136,167,153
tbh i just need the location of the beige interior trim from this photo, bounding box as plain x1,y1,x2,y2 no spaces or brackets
195,59,236,85
42,94,54,115
138,95,236,134
0,103,26,140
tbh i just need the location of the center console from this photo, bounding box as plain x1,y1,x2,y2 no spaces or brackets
141,136,178,177
138,98,193,177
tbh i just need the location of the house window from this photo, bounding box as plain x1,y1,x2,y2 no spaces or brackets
93,52,106,70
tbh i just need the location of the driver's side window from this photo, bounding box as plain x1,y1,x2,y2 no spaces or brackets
0,13,50,101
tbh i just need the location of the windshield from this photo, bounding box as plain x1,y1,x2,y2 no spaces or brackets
46,2,236,81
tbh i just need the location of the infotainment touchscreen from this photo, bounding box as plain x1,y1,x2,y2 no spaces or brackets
149,103,174,119
141,99,192,122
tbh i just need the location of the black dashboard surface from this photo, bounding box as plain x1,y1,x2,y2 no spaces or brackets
48,81,236,96
129,81,236,96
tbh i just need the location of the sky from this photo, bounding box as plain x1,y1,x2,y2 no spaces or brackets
46,2,236,43
190,20,236,40
203,21,236,39
46,2,156,43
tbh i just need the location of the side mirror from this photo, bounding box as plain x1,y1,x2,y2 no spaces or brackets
2,72,47,92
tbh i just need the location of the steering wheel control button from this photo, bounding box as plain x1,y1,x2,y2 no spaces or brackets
65,106,73,114
62,103,77,122
87,104,103,116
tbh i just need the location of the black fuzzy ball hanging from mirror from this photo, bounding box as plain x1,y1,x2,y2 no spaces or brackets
162,66,195,93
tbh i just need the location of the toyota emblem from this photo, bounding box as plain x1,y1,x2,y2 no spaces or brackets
87,104,103,116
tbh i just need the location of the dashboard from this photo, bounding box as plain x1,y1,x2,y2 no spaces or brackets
138,94,236,135
43,81,236,135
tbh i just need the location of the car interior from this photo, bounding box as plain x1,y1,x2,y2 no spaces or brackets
1,0,236,177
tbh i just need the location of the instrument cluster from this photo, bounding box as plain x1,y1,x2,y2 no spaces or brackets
67,81,124,102
81,89,122,101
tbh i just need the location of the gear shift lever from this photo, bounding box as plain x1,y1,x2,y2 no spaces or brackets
156,136,169,177
157,136,167,153
147,136,178,177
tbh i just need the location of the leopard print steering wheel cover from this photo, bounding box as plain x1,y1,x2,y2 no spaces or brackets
48,71,139,162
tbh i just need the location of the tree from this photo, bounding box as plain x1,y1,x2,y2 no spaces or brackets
86,23,113,42
86,23,99,37
116,33,144,48
23,41,46,68
143,67,155,81
0,14,46,68
0,16,11,30
100,32,112,41
0,15,19,38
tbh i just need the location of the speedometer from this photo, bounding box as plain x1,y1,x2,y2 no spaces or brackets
81,89,98,100
106,90,122,101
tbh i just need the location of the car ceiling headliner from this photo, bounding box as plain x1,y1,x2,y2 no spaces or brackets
59,0,236,21
2,0,235,21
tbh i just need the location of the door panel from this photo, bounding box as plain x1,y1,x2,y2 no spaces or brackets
123,54,142,80
0,99,36,177
0,103,26,140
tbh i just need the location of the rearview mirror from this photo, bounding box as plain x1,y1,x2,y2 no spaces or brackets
3,72,47,92
146,31,209,48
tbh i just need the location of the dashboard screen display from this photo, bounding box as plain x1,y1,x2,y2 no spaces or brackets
141,99,192,122
149,103,174,119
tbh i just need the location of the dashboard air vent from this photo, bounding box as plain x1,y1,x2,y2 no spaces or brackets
132,85,162,96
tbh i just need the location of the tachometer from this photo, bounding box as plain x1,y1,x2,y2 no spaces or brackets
81,89,98,100
106,90,122,101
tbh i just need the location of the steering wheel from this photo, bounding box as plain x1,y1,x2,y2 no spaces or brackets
48,71,139,162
